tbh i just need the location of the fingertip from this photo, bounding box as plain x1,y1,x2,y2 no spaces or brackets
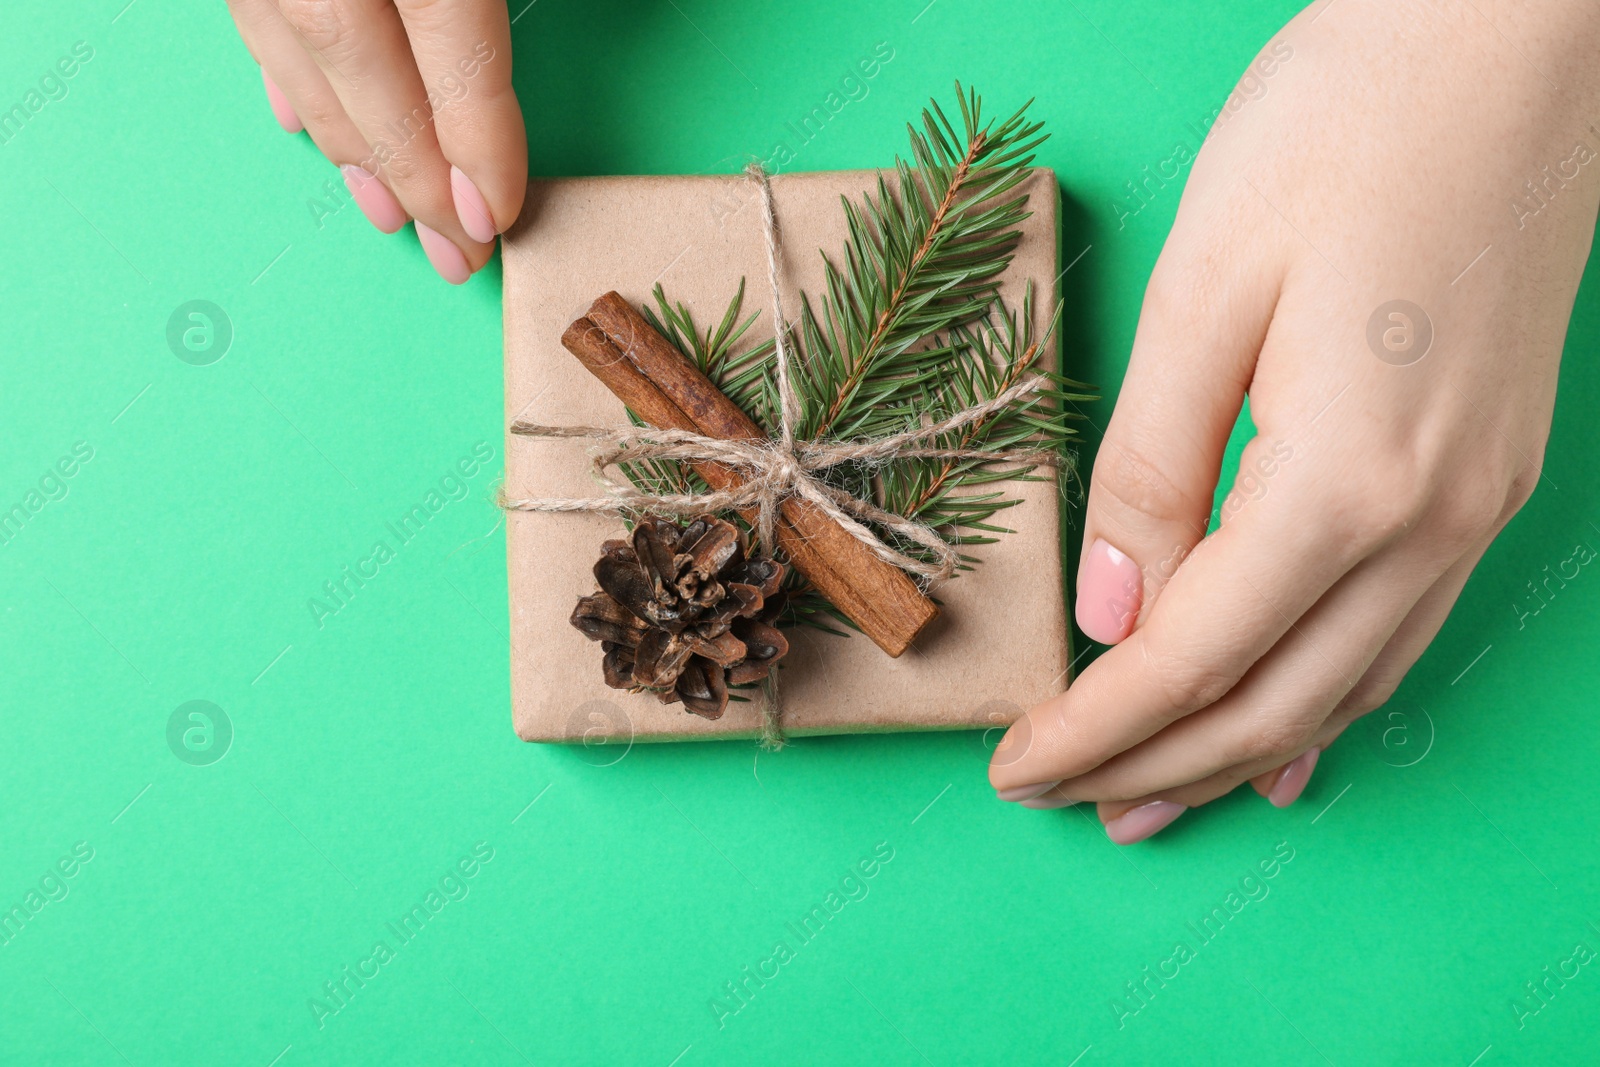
340,165,410,235
415,221,472,285
1266,747,1320,808
450,165,499,245
1104,800,1186,844
997,780,1061,803
261,70,303,134
987,698,1045,789
1019,789,1078,810
1017,796,1081,812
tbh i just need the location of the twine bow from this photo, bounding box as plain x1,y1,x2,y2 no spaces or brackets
502,163,1057,584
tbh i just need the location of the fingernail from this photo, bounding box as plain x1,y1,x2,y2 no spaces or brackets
1021,794,1079,810
450,165,498,244
415,222,472,284
1268,747,1321,808
261,70,303,134
1076,538,1142,644
339,164,409,234
1105,800,1185,844
997,780,1061,803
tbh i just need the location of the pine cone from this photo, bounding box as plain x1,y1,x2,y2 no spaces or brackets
569,515,789,719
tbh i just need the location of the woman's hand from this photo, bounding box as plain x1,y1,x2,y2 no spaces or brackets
226,0,527,283
991,0,1600,841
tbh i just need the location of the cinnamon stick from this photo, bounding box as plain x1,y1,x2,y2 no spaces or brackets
587,293,768,440
557,299,938,658
558,317,747,497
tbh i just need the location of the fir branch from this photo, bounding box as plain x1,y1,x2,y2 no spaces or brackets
618,83,1095,633
797,83,1051,441
812,127,985,434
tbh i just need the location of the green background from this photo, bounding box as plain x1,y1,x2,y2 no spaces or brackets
2,0,1597,1063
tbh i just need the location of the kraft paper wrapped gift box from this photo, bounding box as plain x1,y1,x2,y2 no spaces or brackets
502,168,1072,743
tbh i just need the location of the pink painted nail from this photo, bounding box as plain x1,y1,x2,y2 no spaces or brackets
339,165,409,234
997,780,1061,803
1105,801,1185,844
1268,747,1321,808
262,70,303,134
1020,793,1079,810
415,222,471,285
450,165,497,244
1076,538,1142,644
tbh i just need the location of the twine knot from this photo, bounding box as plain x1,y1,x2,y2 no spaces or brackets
766,448,805,485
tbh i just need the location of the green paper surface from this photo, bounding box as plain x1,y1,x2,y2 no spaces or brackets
2,1,1597,1063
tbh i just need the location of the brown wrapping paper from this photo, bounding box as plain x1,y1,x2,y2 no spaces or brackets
502,168,1071,742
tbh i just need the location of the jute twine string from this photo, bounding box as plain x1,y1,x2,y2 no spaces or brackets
504,164,1057,584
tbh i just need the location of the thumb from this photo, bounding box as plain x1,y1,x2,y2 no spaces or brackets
1077,236,1279,644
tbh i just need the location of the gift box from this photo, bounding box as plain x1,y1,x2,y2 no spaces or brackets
502,166,1072,742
